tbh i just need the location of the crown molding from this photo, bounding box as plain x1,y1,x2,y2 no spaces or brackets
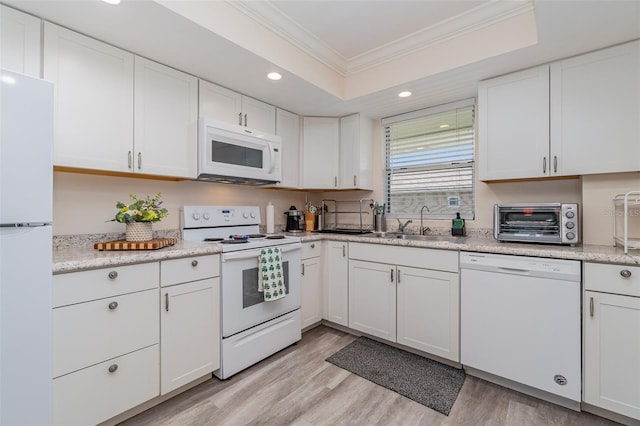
227,0,535,77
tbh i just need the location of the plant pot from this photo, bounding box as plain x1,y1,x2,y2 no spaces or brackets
125,222,153,242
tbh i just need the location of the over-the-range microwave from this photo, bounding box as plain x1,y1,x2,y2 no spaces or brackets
197,118,281,185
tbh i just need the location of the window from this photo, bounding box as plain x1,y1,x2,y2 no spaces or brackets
383,99,475,219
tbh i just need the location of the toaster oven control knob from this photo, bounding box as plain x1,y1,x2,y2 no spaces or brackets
566,222,575,229
566,232,576,240
192,212,200,220
565,211,575,219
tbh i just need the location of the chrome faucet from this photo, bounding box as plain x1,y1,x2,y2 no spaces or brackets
397,218,412,234
420,205,430,235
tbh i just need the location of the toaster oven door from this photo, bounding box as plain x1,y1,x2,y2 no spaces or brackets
494,205,562,243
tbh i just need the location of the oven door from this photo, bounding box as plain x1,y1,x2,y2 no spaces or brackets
220,243,301,337
494,204,562,243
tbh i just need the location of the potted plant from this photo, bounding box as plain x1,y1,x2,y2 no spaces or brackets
112,193,168,242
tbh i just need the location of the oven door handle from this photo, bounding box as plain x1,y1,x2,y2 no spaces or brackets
222,243,302,261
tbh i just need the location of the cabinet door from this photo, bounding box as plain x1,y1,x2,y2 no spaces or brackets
301,256,322,329
397,266,459,362
161,278,219,395
242,96,276,134
134,57,197,178
550,41,640,176
584,291,640,420
199,79,243,126
478,65,550,180
302,117,340,189
44,22,134,172
339,114,373,190
1,5,41,77
275,108,300,188
324,241,348,326
348,260,396,342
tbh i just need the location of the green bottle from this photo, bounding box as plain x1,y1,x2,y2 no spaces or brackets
452,212,465,236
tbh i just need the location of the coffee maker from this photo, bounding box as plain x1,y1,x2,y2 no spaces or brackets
284,205,304,233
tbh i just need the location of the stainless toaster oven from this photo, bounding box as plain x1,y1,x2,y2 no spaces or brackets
494,203,579,245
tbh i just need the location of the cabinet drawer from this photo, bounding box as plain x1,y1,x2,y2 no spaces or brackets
53,344,159,426
584,263,640,297
301,241,321,259
53,262,158,307
349,242,458,272
161,254,219,287
53,288,159,377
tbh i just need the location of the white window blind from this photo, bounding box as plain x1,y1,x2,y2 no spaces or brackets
383,99,475,219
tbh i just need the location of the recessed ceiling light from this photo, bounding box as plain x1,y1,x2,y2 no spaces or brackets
101,0,121,4
440,124,450,128
398,91,412,98
267,72,282,81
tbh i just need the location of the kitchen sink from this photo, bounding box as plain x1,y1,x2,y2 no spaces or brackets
362,232,466,242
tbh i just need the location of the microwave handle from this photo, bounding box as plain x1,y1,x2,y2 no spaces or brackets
267,142,276,173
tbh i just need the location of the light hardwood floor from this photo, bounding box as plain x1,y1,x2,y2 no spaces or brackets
120,326,619,425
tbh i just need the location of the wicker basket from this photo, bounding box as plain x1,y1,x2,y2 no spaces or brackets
125,222,153,242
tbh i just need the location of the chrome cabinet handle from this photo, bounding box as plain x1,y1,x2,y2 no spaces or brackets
334,176,338,187
543,157,547,174
108,364,118,373
127,151,132,169
191,260,198,267
390,268,394,282
108,271,118,280
244,113,247,127
137,152,141,169
590,297,594,317
310,243,315,249
342,245,346,257
620,269,632,278
165,293,169,312
353,175,356,186
553,155,558,173
108,301,118,310
301,263,305,276
397,268,401,283
238,112,242,125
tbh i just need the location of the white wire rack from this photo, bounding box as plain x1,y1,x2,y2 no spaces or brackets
613,191,640,253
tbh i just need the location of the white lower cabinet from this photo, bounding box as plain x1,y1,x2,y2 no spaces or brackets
348,243,459,362
301,241,323,329
160,255,220,395
584,263,640,421
324,241,349,326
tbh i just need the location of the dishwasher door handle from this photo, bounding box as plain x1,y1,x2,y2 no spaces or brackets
497,266,531,274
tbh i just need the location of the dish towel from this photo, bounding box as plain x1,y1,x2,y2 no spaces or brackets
258,247,286,301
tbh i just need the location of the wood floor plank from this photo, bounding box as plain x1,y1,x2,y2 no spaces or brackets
119,326,622,426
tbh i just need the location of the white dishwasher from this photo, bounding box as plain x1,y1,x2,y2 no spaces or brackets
460,252,581,409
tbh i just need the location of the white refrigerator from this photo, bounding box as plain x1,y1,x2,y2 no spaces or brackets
0,68,53,425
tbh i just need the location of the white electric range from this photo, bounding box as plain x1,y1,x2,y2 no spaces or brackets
182,205,302,379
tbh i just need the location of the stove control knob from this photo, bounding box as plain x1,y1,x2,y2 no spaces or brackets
202,212,210,220
192,212,201,220
566,232,576,240
242,212,249,219
565,211,575,219
566,222,575,229
250,212,256,219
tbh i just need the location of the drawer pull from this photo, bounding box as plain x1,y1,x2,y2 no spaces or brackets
108,271,118,279
108,301,118,310
108,364,118,373
191,260,198,267
165,293,169,312
301,263,305,276
310,243,315,249
620,269,632,278
590,297,594,317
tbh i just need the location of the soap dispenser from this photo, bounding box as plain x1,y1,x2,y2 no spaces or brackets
451,212,465,237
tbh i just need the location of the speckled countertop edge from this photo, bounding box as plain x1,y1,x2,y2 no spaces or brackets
53,231,640,274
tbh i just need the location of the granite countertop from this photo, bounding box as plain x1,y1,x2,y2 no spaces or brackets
53,232,640,274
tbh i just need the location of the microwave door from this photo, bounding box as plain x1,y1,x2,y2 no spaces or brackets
210,137,265,170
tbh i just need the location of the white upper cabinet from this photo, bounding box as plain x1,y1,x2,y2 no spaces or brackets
479,40,640,181
0,5,41,77
44,23,197,178
478,65,550,180
302,117,340,189
44,22,134,173
275,108,300,188
550,40,640,176
134,57,197,178
339,114,373,190
199,80,276,134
